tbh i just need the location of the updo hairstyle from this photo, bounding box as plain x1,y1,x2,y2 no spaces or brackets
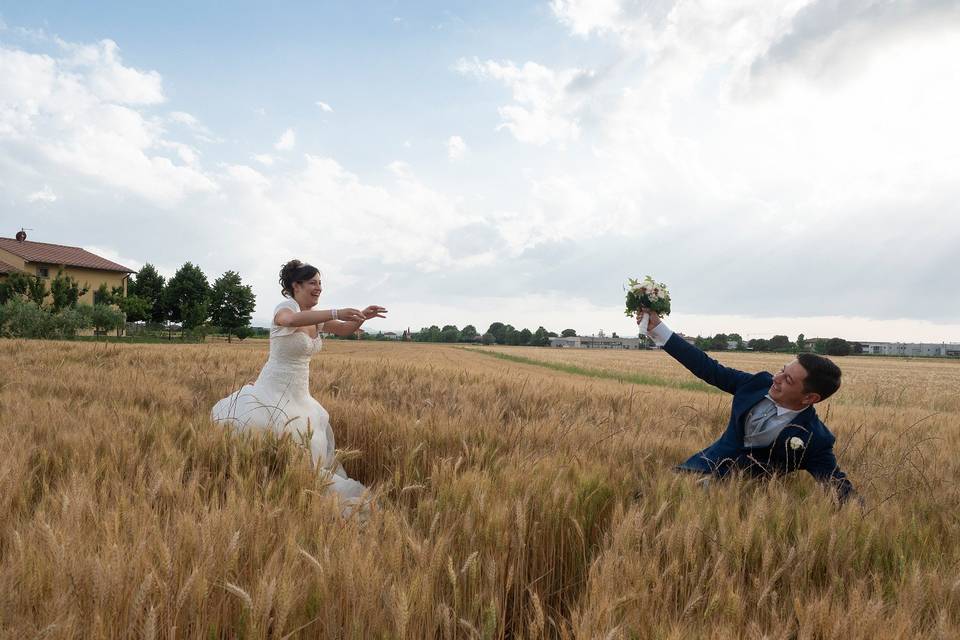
279,259,321,298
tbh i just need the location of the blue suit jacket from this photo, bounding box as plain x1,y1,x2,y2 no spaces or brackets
665,333,855,501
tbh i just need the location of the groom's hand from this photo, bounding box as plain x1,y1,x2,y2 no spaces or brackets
638,307,662,331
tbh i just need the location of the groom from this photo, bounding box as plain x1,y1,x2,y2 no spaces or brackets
639,309,857,503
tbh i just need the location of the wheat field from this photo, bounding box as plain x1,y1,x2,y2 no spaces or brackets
1,338,958,639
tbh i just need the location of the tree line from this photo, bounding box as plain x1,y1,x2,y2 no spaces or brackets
692,332,858,356
413,323,582,346
121,263,256,341
0,262,256,341
411,324,858,355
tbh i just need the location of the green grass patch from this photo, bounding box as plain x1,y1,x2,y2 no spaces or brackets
461,347,720,394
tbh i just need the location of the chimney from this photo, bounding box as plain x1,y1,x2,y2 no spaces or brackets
15,229,27,242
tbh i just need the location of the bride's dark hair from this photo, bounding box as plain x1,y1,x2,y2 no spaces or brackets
279,259,321,298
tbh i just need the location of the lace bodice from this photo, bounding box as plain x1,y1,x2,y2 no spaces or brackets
255,331,322,395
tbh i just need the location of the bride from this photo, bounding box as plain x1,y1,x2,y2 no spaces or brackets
211,259,386,509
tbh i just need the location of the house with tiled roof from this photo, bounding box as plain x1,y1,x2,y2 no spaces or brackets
0,230,134,305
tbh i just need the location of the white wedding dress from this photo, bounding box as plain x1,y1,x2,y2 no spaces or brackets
211,299,367,509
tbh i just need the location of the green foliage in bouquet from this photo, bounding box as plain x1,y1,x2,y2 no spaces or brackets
624,276,671,317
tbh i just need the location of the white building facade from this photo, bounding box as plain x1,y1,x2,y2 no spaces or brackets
549,336,645,349
856,341,960,357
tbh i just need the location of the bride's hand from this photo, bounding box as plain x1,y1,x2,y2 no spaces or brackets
338,308,366,322
362,305,387,319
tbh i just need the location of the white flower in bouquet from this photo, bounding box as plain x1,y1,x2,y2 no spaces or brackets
625,276,670,316
788,437,805,451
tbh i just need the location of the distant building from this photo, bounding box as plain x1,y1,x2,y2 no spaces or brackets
802,337,960,357
854,341,960,357
549,335,646,349
382,331,401,340
0,231,134,305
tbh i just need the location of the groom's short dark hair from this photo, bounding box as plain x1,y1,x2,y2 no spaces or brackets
797,353,842,401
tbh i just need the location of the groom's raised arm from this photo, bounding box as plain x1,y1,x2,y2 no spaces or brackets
643,312,752,395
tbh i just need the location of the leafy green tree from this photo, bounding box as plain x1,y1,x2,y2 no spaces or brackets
460,325,478,341
118,294,151,322
769,335,792,351
748,338,770,351
709,333,729,350
518,328,533,345
561,328,577,338
131,264,166,323
26,276,47,305
182,302,211,336
0,272,32,304
531,326,550,346
163,262,211,330
440,325,460,343
728,333,744,350
796,333,806,352
209,270,257,342
52,305,92,338
481,332,495,345
49,269,89,311
487,322,507,344
1,300,50,338
825,337,851,356
93,283,112,306
415,325,442,342
90,304,125,336
504,324,520,346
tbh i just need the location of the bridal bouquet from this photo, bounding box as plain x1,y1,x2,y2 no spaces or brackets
625,276,671,334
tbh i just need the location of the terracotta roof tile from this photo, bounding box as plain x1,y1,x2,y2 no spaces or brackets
0,237,133,273
0,259,25,275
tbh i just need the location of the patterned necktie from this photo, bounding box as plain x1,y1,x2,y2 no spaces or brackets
746,400,777,438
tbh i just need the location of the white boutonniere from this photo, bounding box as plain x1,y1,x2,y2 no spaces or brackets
788,436,805,451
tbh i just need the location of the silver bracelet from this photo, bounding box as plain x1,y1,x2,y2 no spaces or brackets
331,308,338,321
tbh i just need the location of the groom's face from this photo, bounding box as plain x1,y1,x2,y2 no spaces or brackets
770,360,820,409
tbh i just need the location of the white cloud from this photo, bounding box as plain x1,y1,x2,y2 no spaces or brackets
26,185,57,203
59,39,165,105
168,110,220,143
454,0,960,325
0,40,216,204
82,245,142,272
2,15,959,339
274,128,296,151
446,135,467,160
315,101,334,113
456,57,592,146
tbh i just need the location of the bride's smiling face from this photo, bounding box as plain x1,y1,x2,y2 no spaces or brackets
292,275,322,308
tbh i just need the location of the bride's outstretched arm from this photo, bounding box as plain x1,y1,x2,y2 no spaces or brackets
275,307,365,328
322,305,387,336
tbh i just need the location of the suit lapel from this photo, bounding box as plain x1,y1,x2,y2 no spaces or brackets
770,407,818,465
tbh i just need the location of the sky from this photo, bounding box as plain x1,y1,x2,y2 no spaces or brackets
1,0,959,342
